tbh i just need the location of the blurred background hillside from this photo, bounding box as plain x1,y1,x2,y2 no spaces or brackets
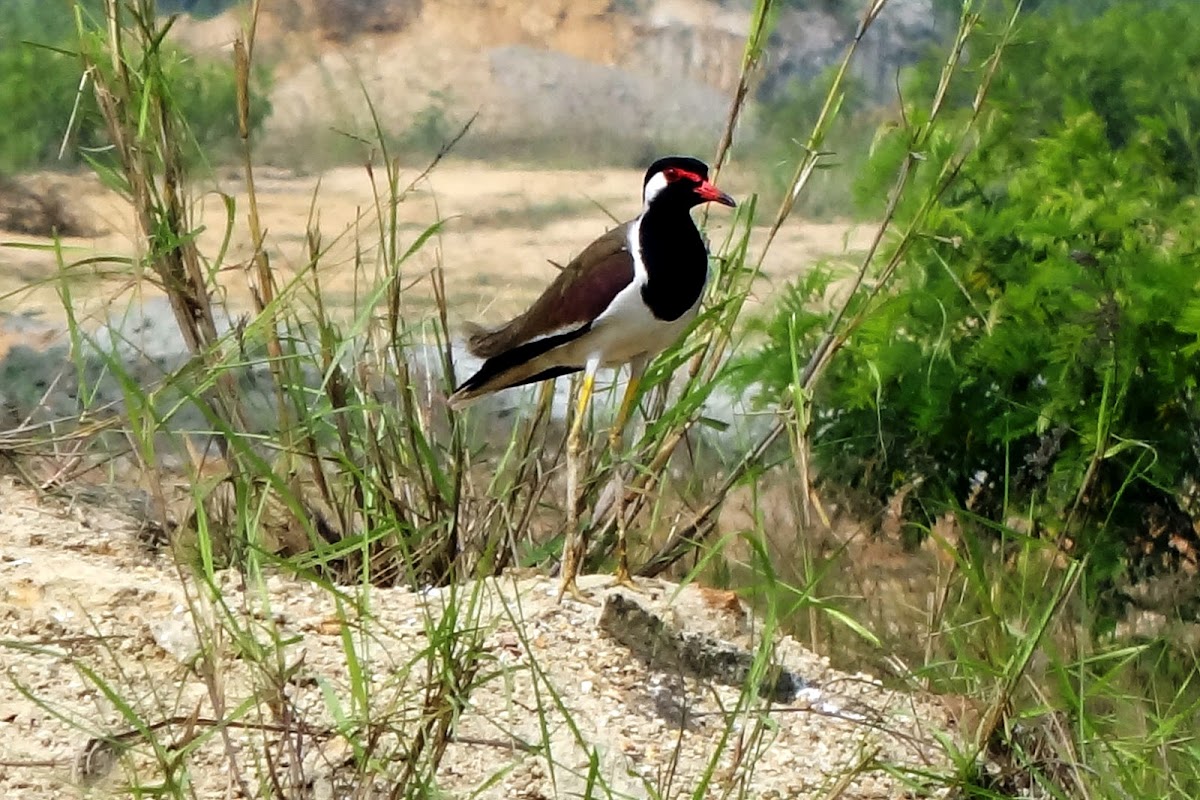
0,0,1128,214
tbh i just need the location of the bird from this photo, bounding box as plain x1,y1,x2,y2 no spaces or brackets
446,155,737,602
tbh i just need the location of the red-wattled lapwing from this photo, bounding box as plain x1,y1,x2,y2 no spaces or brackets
447,155,736,602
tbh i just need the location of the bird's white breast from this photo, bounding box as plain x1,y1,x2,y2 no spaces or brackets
582,216,703,367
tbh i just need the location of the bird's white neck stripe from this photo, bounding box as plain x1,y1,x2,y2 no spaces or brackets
642,172,669,207
627,216,648,286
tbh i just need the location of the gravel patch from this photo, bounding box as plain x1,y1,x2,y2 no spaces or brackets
0,478,960,798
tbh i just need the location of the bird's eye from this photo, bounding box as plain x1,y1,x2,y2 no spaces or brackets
663,168,681,182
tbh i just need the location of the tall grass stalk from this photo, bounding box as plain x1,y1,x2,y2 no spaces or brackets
77,0,248,456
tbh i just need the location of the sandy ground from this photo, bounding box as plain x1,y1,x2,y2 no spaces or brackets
0,162,872,334
0,476,962,799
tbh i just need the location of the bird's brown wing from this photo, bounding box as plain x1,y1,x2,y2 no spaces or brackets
465,222,635,358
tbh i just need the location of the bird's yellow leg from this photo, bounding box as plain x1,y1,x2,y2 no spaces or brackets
610,365,644,590
558,368,598,605
614,373,641,440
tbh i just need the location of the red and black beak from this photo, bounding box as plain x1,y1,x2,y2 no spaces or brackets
694,179,737,208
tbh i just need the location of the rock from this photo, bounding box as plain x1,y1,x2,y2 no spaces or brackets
758,0,942,103
174,0,942,162
150,614,204,665
487,44,729,147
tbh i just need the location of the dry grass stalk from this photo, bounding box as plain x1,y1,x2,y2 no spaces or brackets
81,0,248,460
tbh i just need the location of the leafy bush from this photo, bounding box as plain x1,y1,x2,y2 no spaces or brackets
0,0,268,173
733,1,1200,601
0,1,94,171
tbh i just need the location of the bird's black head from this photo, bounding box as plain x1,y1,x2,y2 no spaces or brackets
642,155,737,210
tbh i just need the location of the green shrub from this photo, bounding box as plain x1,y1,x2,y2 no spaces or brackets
0,1,93,171
732,1,1200,603
165,51,272,162
0,0,268,174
